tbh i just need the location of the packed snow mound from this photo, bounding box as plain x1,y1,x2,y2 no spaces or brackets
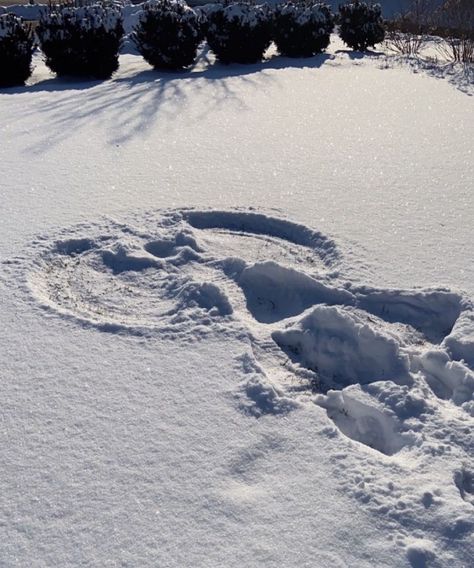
239,261,353,323
273,305,411,389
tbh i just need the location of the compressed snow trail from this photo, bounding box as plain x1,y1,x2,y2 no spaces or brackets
1,41,473,568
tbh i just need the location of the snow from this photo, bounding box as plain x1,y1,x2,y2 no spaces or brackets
37,4,123,38
204,2,270,30
315,384,418,455
1,31,473,568
419,350,474,412
136,0,198,26
273,305,412,387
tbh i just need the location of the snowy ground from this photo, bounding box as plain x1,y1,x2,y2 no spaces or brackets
1,35,473,567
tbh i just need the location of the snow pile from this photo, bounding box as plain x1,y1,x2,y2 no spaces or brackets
234,352,300,416
100,245,160,274
273,305,411,388
1,204,473,565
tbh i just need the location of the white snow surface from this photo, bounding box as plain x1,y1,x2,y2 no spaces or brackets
1,36,473,567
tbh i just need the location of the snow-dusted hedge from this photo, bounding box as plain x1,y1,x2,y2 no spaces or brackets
133,0,202,70
273,2,334,57
37,4,124,79
338,1,385,51
0,14,33,87
204,1,273,64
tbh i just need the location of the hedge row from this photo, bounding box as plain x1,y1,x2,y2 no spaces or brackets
0,1,385,86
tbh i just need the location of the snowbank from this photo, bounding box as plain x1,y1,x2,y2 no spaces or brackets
273,305,411,388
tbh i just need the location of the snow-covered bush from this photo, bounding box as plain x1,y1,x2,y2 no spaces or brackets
273,2,334,58
384,30,425,56
133,0,202,70
338,1,385,51
434,0,474,63
0,14,33,87
37,3,124,79
204,1,272,64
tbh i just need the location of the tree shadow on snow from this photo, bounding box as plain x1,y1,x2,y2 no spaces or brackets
5,48,335,152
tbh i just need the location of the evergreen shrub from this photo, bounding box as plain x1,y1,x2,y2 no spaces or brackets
338,1,384,51
0,14,34,87
37,3,124,79
204,1,272,64
273,2,334,58
133,0,202,70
